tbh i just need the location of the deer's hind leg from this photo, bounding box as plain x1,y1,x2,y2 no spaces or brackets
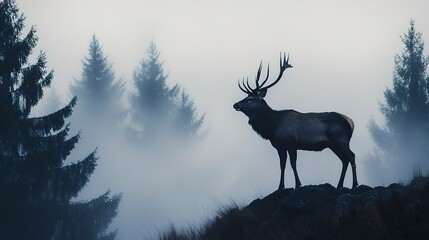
331,144,358,189
349,149,358,188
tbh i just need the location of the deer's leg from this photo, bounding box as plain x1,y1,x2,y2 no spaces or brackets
288,149,301,188
338,160,349,189
331,147,349,189
331,144,359,189
277,149,287,190
349,149,358,188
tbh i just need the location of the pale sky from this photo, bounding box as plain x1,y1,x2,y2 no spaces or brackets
17,0,429,239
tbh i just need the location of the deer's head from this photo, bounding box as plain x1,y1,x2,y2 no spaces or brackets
233,53,292,116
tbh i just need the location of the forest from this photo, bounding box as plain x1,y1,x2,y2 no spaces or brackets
1,0,429,239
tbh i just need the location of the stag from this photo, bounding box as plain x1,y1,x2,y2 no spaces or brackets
233,54,358,189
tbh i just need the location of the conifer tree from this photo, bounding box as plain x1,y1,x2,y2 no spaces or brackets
130,42,171,138
130,42,204,140
368,20,429,182
171,89,205,138
0,1,121,239
70,35,124,121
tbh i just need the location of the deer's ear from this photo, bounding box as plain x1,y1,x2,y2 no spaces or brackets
258,89,267,98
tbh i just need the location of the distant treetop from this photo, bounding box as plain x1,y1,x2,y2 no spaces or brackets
129,42,205,142
70,34,125,119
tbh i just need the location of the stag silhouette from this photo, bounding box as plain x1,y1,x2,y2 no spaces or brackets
233,54,358,189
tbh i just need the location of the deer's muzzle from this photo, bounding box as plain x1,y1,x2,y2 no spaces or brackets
233,103,241,111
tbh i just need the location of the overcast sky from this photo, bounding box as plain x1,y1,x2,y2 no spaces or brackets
17,0,429,239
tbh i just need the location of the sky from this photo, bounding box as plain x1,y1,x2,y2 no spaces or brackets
17,0,429,239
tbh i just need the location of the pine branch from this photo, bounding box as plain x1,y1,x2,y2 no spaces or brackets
52,150,98,201
21,97,77,135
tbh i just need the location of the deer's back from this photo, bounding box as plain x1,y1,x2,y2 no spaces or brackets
272,110,352,150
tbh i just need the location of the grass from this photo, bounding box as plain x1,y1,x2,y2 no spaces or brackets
149,204,243,240
155,225,199,240
412,163,423,179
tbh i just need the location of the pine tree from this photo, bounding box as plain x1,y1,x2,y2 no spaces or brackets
368,20,429,183
130,42,170,138
130,42,204,141
0,1,121,239
171,89,205,138
70,35,124,121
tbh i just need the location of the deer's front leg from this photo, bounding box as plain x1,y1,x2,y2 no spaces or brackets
288,149,301,189
277,149,287,190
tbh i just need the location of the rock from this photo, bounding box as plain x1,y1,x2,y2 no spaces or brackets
197,177,429,240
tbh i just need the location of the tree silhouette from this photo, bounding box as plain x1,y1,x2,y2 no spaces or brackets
368,20,429,183
130,42,204,141
171,89,205,138
70,35,125,122
0,1,121,239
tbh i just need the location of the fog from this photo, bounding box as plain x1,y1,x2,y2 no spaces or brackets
19,0,429,239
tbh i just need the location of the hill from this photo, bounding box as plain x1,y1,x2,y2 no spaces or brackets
158,177,429,240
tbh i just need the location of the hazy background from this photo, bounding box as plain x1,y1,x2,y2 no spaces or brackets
18,0,429,239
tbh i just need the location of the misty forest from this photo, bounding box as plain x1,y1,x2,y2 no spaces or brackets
1,0,429,239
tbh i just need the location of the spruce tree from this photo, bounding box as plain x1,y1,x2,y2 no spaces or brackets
70,35,124,121
0,1,121,239
368,20,429,183
171,89,205,138
130,42,171,138
130,42,204,141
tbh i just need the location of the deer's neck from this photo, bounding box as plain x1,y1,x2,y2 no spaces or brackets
248,102,279,140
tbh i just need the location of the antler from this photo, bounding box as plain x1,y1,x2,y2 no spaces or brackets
238,53,292,94
258,52,293,92
238,77,252,94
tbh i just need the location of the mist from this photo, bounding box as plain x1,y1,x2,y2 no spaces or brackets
20,0,429,239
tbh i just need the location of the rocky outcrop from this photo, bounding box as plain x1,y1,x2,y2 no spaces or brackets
199,177,429,240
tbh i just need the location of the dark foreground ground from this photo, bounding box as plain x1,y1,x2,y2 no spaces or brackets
157,176,429,240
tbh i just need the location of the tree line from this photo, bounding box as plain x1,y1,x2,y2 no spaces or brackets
69,35,204,144
0,0,204,239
